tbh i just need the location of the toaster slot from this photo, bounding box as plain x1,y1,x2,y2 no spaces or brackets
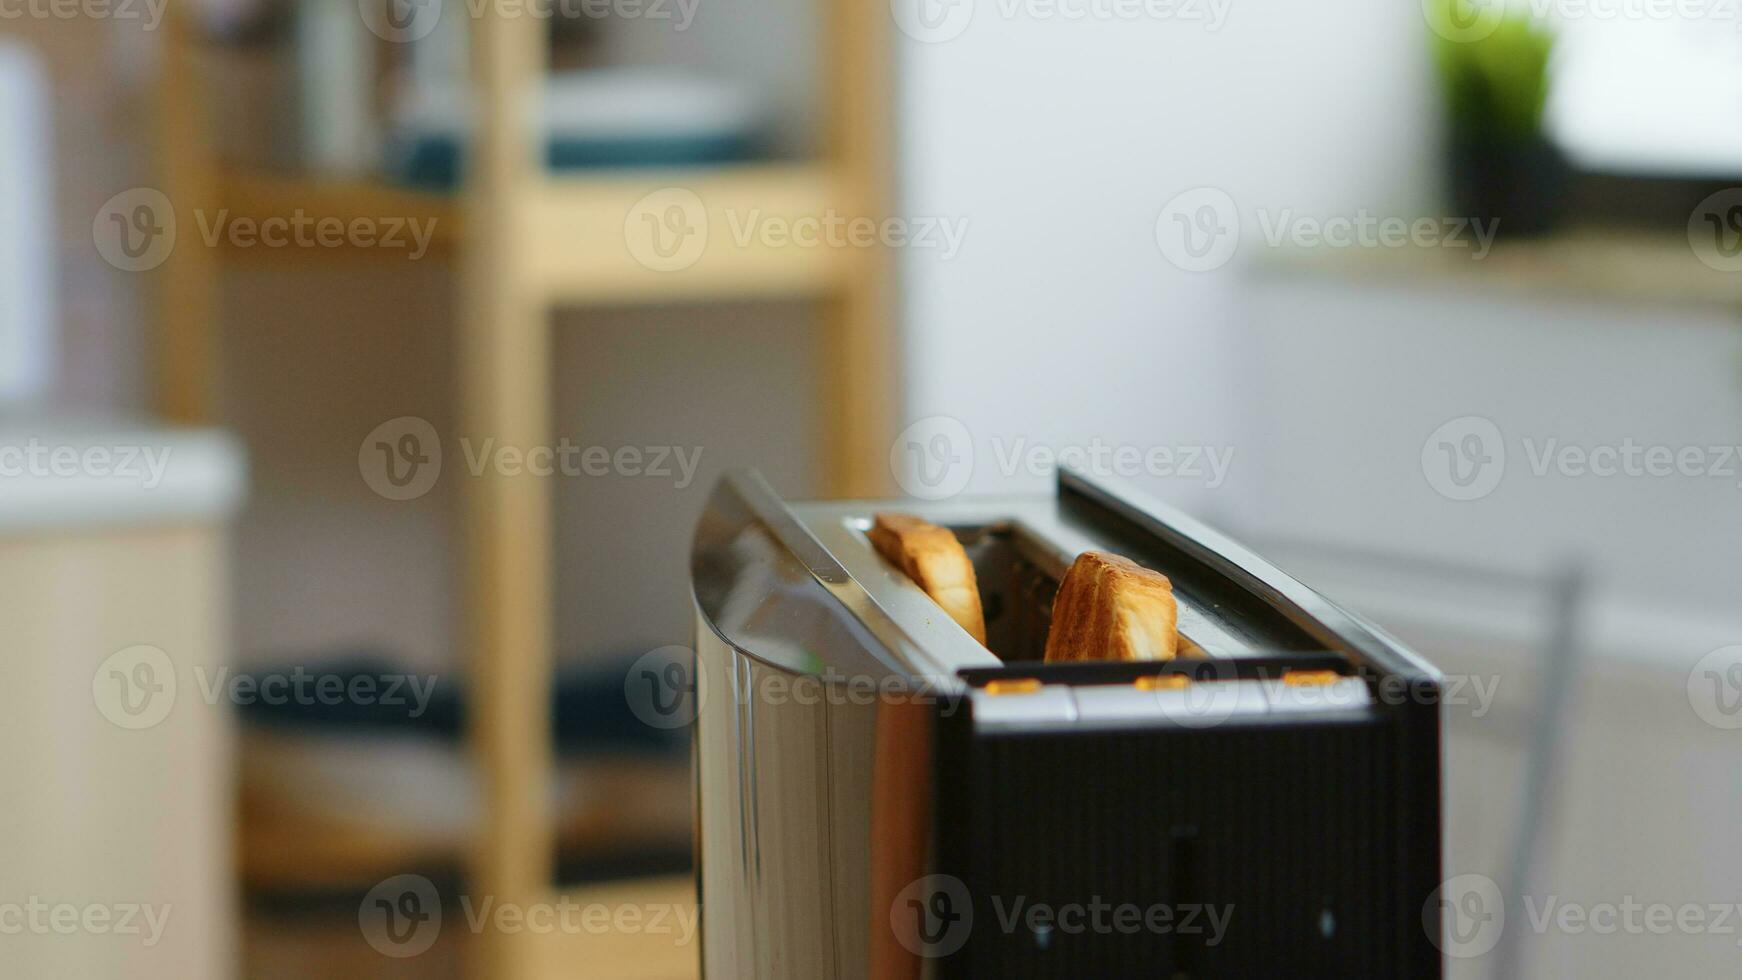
953,521,1282,663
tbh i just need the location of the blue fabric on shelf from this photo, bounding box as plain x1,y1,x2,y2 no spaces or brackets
387,133,760,191
233,651,685,757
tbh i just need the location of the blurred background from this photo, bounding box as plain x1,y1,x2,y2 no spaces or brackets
2,0,1741,976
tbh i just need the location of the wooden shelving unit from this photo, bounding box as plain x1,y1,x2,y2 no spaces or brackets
156,2,895,977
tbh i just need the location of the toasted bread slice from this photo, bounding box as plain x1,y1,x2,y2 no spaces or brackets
1043,550,1179,662
868,513,988,645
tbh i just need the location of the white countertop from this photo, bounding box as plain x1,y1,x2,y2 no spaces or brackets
0,418,246,533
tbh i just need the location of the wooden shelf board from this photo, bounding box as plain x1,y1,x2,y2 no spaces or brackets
524,163,853,306
209,164,857,306
523,877,699,980
212,171,461,258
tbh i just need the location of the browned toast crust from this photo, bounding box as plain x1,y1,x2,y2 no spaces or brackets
867,513,988,645
1043,550,1179,662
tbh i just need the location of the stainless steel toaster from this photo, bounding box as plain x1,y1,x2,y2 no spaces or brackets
689,466,1444,978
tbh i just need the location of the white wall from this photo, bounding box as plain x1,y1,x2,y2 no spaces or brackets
1233,274,1742,656
895,0,1438,509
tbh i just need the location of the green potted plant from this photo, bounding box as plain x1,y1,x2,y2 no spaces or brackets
1430,0,1562,237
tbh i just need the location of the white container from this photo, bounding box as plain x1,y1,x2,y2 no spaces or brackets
0,423,245,980
294,0,377,174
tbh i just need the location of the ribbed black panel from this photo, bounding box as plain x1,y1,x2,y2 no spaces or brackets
935,720,1427,979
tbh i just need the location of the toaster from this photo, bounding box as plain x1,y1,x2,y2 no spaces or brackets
689,466,1444,978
